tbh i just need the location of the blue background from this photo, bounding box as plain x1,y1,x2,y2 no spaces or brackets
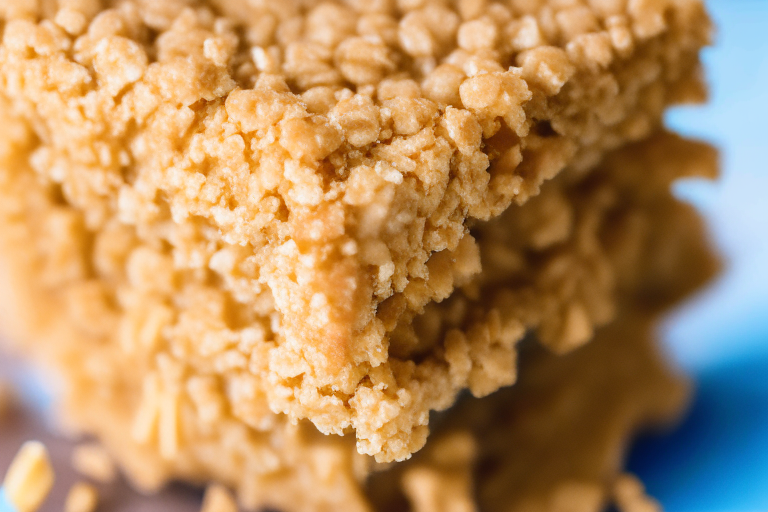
627,1,768,510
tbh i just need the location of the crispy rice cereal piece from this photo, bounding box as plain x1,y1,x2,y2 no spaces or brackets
0,131,718,511
0,0,711,461
200,484,239,512
71,443,117,483
64,482,99,512
613,474,662,512
400,432,477,512
2,441,55,512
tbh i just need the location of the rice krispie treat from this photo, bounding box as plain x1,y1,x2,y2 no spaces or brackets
0,128,718,510
0,0,711,461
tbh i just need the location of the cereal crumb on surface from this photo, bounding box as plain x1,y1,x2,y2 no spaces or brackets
201,484,239,512
402,432,478,512
613,473,662,512
64,482,99,512
2,441,55,512
71,443,117,484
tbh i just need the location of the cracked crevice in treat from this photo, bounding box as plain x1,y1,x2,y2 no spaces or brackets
0,121,719,511
372,308,693,512
0,0,711,462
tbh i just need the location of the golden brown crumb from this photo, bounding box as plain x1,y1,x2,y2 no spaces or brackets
200,484,239,512
0,0,712,464
71,443,117,484
401,432,477,512
64,482,99,512
613,474,662,512
1,442,55,512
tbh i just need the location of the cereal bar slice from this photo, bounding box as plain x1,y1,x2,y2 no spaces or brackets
0,127,717,509
0,0,711,461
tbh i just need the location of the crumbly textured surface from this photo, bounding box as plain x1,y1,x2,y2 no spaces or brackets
0,0,711,461
0,128,718,511
368,136,718,512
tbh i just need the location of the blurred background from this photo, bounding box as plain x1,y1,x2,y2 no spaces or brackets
626,0,768,509
1,0,767,511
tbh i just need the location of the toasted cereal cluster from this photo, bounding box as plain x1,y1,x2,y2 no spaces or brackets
0,126,718,511
71,443,117,483
0,0,711,462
